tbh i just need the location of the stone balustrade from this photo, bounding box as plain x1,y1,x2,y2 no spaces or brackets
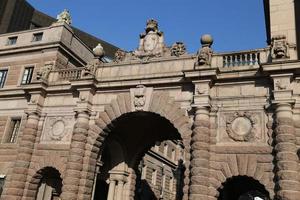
57,68,83,81
46,48,270,84
212,48,268,68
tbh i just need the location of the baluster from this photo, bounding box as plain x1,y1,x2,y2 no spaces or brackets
223,56,227,67
236,54,241,66
252,53,256,65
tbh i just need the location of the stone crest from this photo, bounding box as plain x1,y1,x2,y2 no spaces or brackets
130,85,153,111
57,9,72,25
271,35,289,60
41,116,74,143
133,19,166,59
226,111,257,142
171,42,186,57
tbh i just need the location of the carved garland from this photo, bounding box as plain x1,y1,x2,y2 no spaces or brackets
226,111,257,142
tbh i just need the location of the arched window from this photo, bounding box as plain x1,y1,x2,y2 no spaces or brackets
35,167,62,200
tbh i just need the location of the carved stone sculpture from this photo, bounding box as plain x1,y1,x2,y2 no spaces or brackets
130,85,153,111
82,43,104,77
226,111,257,142
171,42,186,57
36,63,53,81
57,9,72,25
82,58,100,77
114,49,126,63
196,34,213,66
271,35,289,59
133,85,146,111
133,19,166,59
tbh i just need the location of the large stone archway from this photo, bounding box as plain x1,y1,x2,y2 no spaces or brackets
61,91,192,200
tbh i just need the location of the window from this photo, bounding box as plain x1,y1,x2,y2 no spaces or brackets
3,118,21,143
171,149,176,161
21,67,34,84
169,177,174,192
162,175,166,189
151,170,157,185
141,165,147,180
7,36,17,45
32,32,43,42
163,143,168,156
0,70,7,88
0,175,5,197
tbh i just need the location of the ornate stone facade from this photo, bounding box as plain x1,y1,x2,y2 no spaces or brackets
0,1,300,200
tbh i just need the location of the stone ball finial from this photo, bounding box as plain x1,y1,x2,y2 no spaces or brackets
201,34,213,47
93,43,105,58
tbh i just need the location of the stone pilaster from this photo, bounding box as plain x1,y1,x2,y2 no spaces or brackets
1,111,40,200
274,103,300,200
60,109,90,200
189,106,210,200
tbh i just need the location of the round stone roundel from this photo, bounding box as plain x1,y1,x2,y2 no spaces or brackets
226,111,257,142
231,117,252,136
51,120,65,140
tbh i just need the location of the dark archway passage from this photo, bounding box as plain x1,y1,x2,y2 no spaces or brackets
93,111,185,200
218,176,270,200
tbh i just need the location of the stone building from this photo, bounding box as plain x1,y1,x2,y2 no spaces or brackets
0,0,300,200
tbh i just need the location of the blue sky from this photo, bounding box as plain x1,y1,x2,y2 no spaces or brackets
27,0,266,53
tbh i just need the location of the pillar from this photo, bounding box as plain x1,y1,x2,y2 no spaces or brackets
116,180,124,200
274,103,300,200
61,110,90,200
107,180,116,200
189,106,210,200
1,111,40,200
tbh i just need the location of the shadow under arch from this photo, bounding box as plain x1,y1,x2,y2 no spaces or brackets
95,111,182,199
218,176,270,200
80,92,193,200
26,166,63,200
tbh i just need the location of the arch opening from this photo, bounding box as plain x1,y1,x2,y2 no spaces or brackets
35,167,62,200
93,111,186,200
218,176,270,200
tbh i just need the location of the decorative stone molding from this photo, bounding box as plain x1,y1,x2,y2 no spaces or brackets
130,85,153,111
226,111,257,142
271,35,289,60
41,115,74,143
209,154,274,199
171,42,186,57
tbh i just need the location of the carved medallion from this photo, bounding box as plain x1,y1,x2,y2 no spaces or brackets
226,112,257,142
50,119,65,140
41,116,74,143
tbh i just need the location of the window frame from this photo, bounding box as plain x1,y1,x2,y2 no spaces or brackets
21,66,34,85
6,36,18,46
2,117,22,144
0,69,8,88
32,32,43,42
